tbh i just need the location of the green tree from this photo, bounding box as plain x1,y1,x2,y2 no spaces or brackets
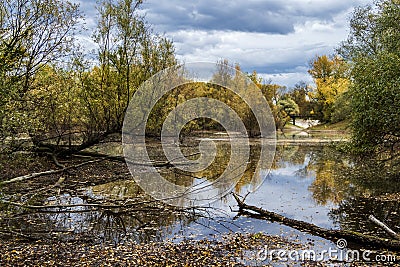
29,65,81,147
331,91,351,123
276,97,299,131
339,0,400,157
93,0,176,132
0,0,81,143
288,81,314,118
0,0,80,94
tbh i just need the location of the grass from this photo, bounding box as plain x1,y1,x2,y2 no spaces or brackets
308,119,350,131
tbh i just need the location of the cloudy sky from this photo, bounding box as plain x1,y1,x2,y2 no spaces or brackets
77,0,372,87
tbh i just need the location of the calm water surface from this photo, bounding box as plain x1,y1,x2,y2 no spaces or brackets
6,136,400,257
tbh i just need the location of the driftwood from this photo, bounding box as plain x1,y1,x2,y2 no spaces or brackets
232,193,400,251
369,215,400,240
1,149,200,185
72,151,126,162
1,158,106,185
50,152,65,168
32,131,113,157
73,151,200,168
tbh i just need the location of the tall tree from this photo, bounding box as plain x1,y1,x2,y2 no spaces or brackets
276,97,299,131
0,0,81,142
338,0,400,157
288,81,314,119
93,0,176,132
0,0,80,94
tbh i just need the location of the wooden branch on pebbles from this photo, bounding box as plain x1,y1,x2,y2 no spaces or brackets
232,193,400,251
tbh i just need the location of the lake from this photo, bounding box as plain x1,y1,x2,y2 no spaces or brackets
3,133,400,264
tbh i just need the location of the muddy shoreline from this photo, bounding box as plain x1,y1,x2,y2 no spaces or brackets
2,136,399,266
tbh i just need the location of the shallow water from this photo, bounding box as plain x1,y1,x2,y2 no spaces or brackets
3,135,400,264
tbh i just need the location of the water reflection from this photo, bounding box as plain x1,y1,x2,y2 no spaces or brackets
4,192,198,244
2,141,400,245
264,145,400,239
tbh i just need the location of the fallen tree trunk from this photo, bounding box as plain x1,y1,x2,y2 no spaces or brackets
1,150,199,185
0,199,160,210
369,215,400,240
1,158,106,185
73,151,200,168
232,193,400,251
32,131,114,157
72,151,126,162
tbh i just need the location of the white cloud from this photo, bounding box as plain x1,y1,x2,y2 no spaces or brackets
259,71,313,88
72,0,374,87
164,4,356,87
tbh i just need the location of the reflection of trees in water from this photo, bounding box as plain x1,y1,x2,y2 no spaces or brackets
308,149,400,205
301,146,400,235
308,159,350,206
90,180,144,199
2,190,198,244
270,145,316,171
247,144,400,236
330,164,400,235
10,142,395,243
270,145,356,206
269,146,345,205
329,197,400,239
126,142,400,239
234,143,260,193
4,206,198,244
149,138,260,196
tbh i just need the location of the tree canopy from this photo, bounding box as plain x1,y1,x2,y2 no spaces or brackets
0,0,177,153
0,0,398,161
338,0,400,157
308,55,350,122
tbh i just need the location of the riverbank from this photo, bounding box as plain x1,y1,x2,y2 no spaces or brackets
0,233,287,266
278,120,350,144
0,232,391,266
3,129,397,266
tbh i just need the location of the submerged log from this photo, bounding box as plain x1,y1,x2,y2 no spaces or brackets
232,193,400,251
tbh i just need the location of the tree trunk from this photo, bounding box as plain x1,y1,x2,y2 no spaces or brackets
233,193,400,251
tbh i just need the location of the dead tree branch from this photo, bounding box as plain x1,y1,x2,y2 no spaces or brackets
369,215,400,240
1,158,106,185
232,193,400,251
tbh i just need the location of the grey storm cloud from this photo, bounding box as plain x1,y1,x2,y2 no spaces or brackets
73,0,372,87
143,1,293,34
142,0,363,34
